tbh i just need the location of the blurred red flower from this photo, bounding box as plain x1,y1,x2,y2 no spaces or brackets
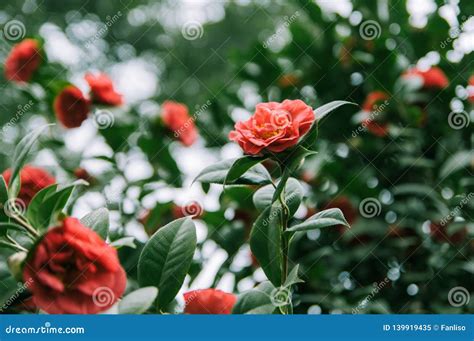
54,85,91,128
229,99,315,155
162,101,198,146
85,72,123,106
4,39,42,83
2,165,55,205
23,217,126,314
361,91,390,137
468,75,474,103
184,289,236,314
403,66,449,89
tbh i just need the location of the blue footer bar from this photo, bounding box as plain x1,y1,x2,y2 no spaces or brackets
1,315,473,340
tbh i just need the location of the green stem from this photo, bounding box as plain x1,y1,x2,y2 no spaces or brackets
13,215,39,238
4,235,27,252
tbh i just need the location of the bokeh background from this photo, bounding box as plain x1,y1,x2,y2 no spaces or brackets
0,0,473,314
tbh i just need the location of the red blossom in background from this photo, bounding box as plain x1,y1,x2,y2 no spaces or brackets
403,66,449,89
162,101,198,146
2,165,55,205
85,72,123,106
184,289,236,314
468,75,474,103
4,39,42,83
54,85,91,128
361,91,390,137
229,99,315,155
23,217,126,314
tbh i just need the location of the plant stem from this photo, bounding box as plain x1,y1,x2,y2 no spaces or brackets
13,215,39,238
5,235,27,252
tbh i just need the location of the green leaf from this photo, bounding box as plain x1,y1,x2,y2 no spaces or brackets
439,151,473,179
0,222,25,237
80,208,109,239
284,264,304,287
26,184,58,225
253,177,303,217
301,101,356,149
118,287,158,314
287,208,349,232
29,180,87,230
110,237,136,249
138,218,196,308
194,158,272,185
250,204,282,286
9,124,53,193
225,156,266,185
0,176,9,222
232,281,276,314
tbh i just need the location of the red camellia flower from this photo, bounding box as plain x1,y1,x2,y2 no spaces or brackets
361,91,390,137
54,85,91,128
23,217,126,314
184,289,236,314
4,39,42,83
85,73,123,106
2,165,55,205
162,101,198,146
468,75,474,103
229,99,315,155
403,66,449,89
429,222,467,245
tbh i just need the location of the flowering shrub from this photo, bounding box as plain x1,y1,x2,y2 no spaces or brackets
0,1,472,316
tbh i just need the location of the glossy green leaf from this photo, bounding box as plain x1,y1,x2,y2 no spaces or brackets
138,218,196,308
194,158,271,185
80,208,109,239
232,281,276,314
110,237,136,249
287,208,349,232
118,287,158,314
439,151,473,179
0,222,25,237
0,176,9,222
250,204,282,286
225,156,266,185
253,177,303,217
